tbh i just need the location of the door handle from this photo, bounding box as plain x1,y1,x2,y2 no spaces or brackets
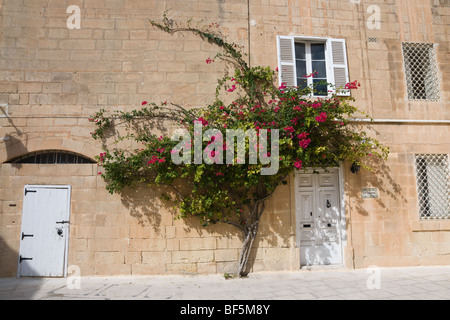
19,255,33,263
56,220,70,224
21,232,34,240
24,189,37,196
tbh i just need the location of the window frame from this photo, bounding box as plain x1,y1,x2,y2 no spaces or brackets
7,150,96,164
295,41,330,97
402,42,441,102
277,35,350,97
413,154,450,221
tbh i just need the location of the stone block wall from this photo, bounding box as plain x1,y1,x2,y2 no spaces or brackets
0,0,449,276
0,163,297,277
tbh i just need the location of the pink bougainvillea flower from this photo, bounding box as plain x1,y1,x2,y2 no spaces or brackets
297,132,310,140
197,117,209,126
315,112,327,123
142,101,148,105
345,80,361,90
206,58,215,64
294,159,302,170
227,84,237,92
297,132,311,149
299,138,311,149
279,82,287,90
302,71,318,78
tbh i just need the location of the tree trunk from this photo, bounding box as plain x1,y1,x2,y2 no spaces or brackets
237,222,259,277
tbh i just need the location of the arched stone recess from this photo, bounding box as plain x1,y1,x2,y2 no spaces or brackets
0,136,100,164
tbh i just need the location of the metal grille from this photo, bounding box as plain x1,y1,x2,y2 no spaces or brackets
8,150,95,164
402,42,440,101
414,154,450,220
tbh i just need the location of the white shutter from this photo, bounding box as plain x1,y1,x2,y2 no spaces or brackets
277,36,296,88
327,38,350,96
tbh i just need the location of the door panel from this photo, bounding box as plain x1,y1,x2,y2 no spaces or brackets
296,169,343,267
298,192,314,222
19,186,71,277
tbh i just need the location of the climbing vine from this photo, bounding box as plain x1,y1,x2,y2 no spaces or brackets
90,13,389,277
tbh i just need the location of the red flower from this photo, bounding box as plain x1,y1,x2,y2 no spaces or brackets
297,132,311,149
206,58,215,64
299,139,311,149
315,112,327,123
142,101,148,105
197,117,209,126
297,132,309,140
294,159,302,170
345,80,361,90
227,84,237,92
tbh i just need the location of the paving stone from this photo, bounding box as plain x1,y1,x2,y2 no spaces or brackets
0,266,449,300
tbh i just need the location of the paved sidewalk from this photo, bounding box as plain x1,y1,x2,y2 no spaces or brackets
0,266,449,300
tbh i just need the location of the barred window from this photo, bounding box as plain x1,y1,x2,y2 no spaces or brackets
414,154,450,220
402,42,440,101
7,150,95,164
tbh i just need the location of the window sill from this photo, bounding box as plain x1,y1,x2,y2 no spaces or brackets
411,220,450,232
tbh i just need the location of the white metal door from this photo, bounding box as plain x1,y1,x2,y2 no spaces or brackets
18,185,71,277
295,169,343,267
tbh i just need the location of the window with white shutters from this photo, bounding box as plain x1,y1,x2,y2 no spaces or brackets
277,36,350,97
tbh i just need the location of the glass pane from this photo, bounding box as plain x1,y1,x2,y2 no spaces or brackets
313,79,328,96
295,43,306,60
296,60,307,79
311,43,325,60
67,154,76,163
297,78,308,91
312,61,327,78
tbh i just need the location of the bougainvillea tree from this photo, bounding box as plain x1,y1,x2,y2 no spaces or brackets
90,14,389,277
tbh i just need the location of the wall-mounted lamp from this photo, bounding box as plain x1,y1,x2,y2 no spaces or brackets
351,162,361,174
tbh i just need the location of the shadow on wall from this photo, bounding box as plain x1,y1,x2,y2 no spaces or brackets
119,182,243,239
0,236,44,300
118,180,293,274
1,106,27,165
346,154,407,217
101,115,294,274
0,236,19,277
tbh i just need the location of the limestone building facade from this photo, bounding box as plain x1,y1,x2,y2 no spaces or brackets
0,0,449,277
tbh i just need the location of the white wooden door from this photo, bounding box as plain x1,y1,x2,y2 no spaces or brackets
18,185,71,277
295,169,343,267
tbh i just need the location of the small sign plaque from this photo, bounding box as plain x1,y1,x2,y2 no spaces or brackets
362,188,379,199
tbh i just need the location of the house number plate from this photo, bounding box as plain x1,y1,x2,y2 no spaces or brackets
362,188,379,199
